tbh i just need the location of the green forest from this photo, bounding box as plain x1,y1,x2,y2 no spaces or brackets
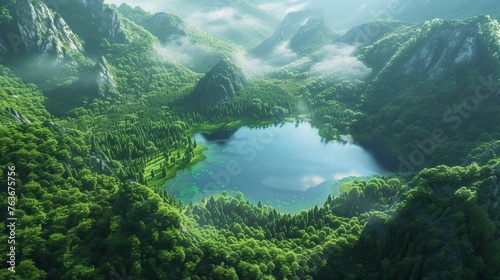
0,0,500,279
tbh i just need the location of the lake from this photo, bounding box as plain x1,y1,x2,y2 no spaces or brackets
164,121,393,213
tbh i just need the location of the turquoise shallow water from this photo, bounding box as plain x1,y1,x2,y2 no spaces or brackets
164,121,391,213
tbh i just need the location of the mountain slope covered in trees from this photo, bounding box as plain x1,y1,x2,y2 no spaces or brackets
0,0,499,279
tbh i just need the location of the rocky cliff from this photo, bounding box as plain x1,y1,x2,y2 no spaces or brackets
192,58,248,106
100,7,129,44
64,0,128,44
14,0,84,66
401,19,481,80
86,56,118,98
370,16,499,81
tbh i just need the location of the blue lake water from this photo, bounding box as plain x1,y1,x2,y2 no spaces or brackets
164,121,391,213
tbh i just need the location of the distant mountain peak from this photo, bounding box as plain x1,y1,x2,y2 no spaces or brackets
339,20,412,47
192,58,248,106
251,8,325,57
289,17,335,55
100,7,129,44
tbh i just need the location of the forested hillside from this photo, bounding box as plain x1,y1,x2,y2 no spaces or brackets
0,0,499,279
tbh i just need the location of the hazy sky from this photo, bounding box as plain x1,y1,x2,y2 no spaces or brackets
104,0,398,30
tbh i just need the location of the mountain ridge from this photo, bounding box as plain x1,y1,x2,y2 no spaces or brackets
191,58,248,106
0,1,499,279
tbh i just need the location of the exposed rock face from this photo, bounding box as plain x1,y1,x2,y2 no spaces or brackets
401,19,482,80
477,176,499,210
74,0,105,19
192,58,248,106
252,9,325,56
15,0,84,66
340,20,410,46
5,107,31,123
43,120,67,133
100,8,129,43
477,149,495,163
74,0,128,43
87,56,118,97
0,38,7,62
143,12,187,42
289,18,334,55
89,155,114,175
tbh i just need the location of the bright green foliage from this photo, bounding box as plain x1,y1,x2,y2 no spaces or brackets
1,2,500,279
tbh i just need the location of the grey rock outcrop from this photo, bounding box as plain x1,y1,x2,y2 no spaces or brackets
401,18,482,80
87,56,118,97
100,8,128,43
15,0,84,66
74,0,128,43
5,107,31,123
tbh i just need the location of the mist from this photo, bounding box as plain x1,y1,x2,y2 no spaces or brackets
105,0,399,31
310,44,372,79
153,37,206,66
184,7,268,38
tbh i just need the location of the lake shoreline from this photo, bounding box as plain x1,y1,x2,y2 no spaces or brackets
163,121,393,213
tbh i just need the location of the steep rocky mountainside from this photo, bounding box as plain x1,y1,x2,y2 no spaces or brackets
192,58,248,106
73,0,128,43
85,56,118,98
365,16,500,81
1,0,84,66
56,0,128,50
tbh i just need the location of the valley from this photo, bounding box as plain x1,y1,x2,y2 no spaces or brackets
0,0,499,279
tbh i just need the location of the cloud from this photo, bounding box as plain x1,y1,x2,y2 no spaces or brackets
185,7,267,37
186,7,237,29
268,40,298,66
310,44,372,79
231,41,298,79
357,3,367,11
258,0,308,19
232,51,272,80
302,175,326,189
153,36,206,65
